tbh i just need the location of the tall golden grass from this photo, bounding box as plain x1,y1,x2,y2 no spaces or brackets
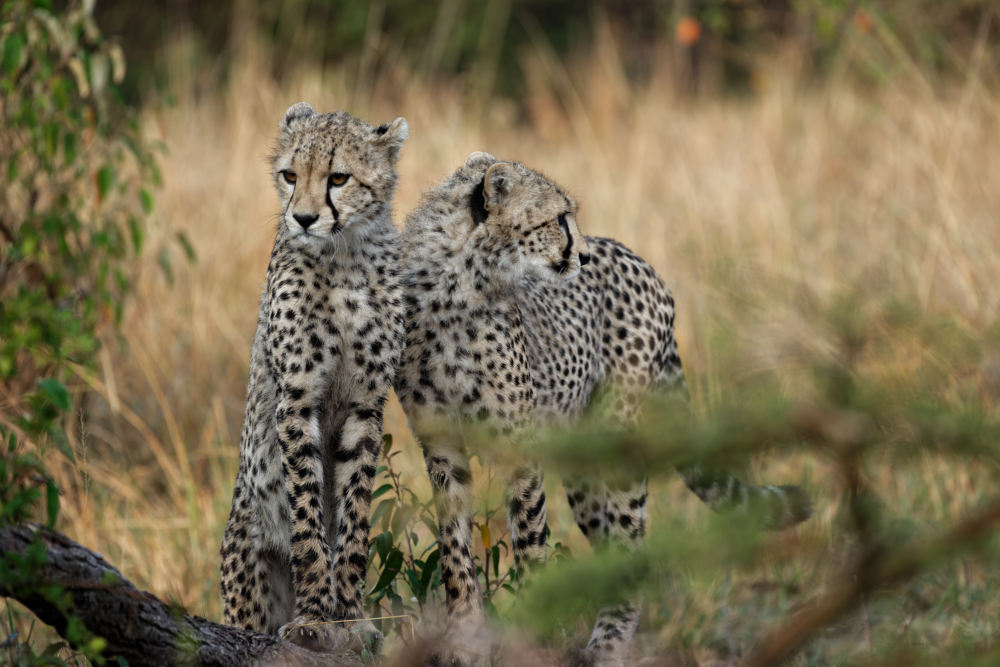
38,21,1000,662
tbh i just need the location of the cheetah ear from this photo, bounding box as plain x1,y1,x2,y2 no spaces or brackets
465,151,496,166
280,102,316,132
373,117,409,163
483,162,515,213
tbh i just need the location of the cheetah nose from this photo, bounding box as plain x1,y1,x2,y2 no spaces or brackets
293,212,318,230
579,253,591,266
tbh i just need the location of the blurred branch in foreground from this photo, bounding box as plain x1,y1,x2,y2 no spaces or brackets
745,498,1000,666
414,296,1000,661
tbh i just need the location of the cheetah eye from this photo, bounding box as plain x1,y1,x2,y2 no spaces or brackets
329,173,350,187
280,170,297,185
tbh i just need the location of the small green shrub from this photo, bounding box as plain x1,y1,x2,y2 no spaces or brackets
0,1,179,662
365,434,525,638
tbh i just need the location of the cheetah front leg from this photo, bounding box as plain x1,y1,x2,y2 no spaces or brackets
272,387,342,650
422,441,491,664
220,482,294,632
327,400,386,652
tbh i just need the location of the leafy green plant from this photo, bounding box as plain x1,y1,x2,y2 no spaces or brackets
365,434,522,638
0,0,179,662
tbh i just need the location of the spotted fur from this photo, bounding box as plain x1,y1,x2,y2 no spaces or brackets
219,104,407,650
396,152,811,665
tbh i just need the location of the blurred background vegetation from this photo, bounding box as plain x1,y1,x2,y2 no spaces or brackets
93,0,1000,102
3,0,1000,664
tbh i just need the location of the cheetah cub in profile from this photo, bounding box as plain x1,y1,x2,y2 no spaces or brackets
396,152,810,665
220,103,407,652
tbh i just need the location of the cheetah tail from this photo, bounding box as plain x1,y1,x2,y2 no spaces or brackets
678,465,813,530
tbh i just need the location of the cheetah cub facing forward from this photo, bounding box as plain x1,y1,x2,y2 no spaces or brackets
397,153,810,665
220,103,407,651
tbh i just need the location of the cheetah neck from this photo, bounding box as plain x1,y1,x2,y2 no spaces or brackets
402,220,524,311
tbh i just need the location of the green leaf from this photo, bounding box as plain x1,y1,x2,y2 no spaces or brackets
6,152,19,183
100,571,122,585
127,215,144,253
44,122,59,158
372,530,393,563
48,424,75,464
371,498,395,529
418,548,440,600
371,549,403,593
38,378,71,411
2,33,25,76
63,132,77,163
371,483,393,501
176,231,196,262
45,479,59,528
139,188,153,214
96,165,115,201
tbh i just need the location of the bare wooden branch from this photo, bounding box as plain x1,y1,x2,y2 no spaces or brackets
0,524,362,667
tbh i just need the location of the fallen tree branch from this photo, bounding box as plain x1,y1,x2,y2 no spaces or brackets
0,524,362,666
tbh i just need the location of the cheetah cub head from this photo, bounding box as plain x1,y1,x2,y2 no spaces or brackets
272,102,408,244
466,151,591,281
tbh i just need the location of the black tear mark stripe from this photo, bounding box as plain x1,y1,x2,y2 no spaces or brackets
325,189,340,223
558,213,573,259
468,177,488,225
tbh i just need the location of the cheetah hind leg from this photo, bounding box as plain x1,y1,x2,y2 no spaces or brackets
563,479,647,667
506,463,548,579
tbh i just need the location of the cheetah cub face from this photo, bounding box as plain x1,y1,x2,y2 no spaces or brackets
468,151,591,281
272,102,408,244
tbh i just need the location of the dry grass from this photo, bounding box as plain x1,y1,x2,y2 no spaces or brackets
29,25,1000,663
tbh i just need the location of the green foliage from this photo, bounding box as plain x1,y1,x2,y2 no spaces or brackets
366,295,1000,661
364,434,521,638
0,425,108,665
0,0,163,401
0,0,173,663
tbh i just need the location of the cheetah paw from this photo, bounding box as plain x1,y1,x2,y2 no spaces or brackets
564,646,628,667
278,615,356,654
424,615,492,666
425,647,481,667
348,618,384,658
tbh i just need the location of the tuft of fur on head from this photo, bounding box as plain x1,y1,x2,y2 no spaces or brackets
271,103,408,246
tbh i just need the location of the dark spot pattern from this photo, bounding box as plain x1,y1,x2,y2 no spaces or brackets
394,154,810,665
